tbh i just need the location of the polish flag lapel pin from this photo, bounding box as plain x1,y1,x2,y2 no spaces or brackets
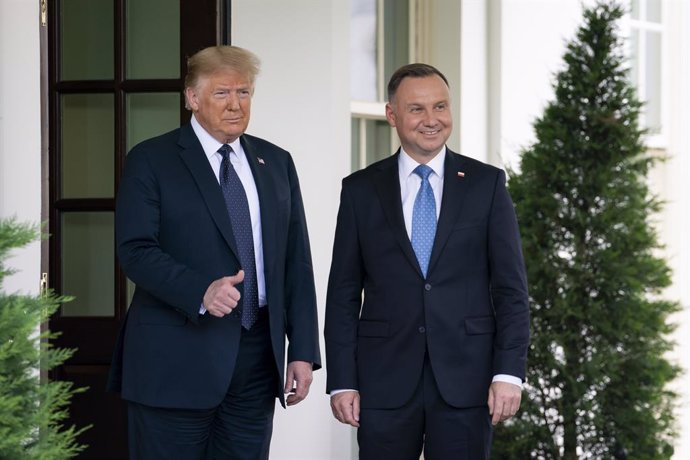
257,157,265,165
457,171,465,177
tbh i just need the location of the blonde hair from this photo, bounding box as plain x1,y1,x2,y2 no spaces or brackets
184,45,261,90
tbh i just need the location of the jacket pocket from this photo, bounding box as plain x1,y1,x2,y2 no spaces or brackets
358,320,389,337
464,316,496,335
137,304,188,326
452,218,486,231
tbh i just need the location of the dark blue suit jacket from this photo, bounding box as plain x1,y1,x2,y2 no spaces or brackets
108,123,321,409
324,149,529,409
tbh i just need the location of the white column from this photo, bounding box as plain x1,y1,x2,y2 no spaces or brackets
663,2,690,458
0,0,42,295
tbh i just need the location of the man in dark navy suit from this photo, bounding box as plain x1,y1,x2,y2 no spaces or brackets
325,63,530,459
109,45,320,460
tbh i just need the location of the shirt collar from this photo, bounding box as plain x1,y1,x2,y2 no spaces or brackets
398,146,446,180
191,114,243,161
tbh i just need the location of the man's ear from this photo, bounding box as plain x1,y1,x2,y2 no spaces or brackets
385,103,396,128
184,87,198,111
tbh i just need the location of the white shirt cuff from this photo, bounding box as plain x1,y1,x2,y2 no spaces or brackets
330,389,358,396
492,374,522,387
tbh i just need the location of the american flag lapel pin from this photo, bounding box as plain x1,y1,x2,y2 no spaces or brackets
457,171,465,177
257,157,265,165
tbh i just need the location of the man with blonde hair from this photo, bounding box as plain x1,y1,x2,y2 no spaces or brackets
109,45,321,459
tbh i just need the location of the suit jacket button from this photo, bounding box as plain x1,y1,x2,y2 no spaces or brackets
424,283,432,291
418,326,426,333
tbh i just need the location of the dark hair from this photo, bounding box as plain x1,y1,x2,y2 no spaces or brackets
387,63,449,102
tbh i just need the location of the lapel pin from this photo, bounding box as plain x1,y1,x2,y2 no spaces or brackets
257,157,265,165
457,171,465,177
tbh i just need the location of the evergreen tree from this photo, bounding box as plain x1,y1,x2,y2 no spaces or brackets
0,218,87,459
492,2,679,459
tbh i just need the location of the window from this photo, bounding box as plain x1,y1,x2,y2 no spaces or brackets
350,0,414,169
628,0,664,143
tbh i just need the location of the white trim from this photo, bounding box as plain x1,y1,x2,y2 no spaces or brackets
376,0,385,100
626,0,667,146
350,100,387,118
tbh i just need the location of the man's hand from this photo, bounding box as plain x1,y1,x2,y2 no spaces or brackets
285,361,313,406
330,391,360,427
202,270,244,317
488,381,522,425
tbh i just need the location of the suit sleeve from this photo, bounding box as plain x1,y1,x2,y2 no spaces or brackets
324,180,364,392
116,147,215,324
487,170,530,380
283,155,322,369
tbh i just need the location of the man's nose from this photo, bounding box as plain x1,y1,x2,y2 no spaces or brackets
422,111,436,125
226,93,240,110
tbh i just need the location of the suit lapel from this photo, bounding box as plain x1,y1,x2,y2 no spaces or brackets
373,152,423,277
240,135,277,274
176,124,241,261
428,149,469,274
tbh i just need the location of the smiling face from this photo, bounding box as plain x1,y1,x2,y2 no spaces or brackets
185,69,253,143
385,74,452,163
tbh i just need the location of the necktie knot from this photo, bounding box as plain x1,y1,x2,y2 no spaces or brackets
414,164,433,182
218,144,232,162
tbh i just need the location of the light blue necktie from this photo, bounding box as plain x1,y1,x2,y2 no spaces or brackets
411,164,437,277
218,144,259,329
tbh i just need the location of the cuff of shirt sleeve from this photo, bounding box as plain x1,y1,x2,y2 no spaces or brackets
330,389,358,396
492,374,522,387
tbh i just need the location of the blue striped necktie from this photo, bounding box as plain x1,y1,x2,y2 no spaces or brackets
218,144,259,329
411,164,436,277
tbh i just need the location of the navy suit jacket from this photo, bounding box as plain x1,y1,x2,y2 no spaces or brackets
108,123,321,409
324,148,529,409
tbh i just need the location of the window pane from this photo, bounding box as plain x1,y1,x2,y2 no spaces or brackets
383,0,410,87
646,0,661,23
61,0,114,80
126,93,181,152
126,0,180,79
351,118,362,171
351,0,378,101
629,30,639,88
631,0,640,19
61,212,115,317
61,94,114,198
645,31,662,134
365,119,393,166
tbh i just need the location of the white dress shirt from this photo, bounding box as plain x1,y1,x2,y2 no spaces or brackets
191,115,267,309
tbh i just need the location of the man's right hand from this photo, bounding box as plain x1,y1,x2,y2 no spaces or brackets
330,391,360,427
202,270,244,317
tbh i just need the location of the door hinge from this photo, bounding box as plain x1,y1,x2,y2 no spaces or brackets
40,272,48,297
40,0,47,27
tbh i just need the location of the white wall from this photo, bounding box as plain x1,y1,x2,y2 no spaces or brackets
492,0,586,169
231,1,355,459
0,0,42,296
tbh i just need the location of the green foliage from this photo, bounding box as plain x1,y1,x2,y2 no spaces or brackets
0,218,88,459
492,2,679,459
